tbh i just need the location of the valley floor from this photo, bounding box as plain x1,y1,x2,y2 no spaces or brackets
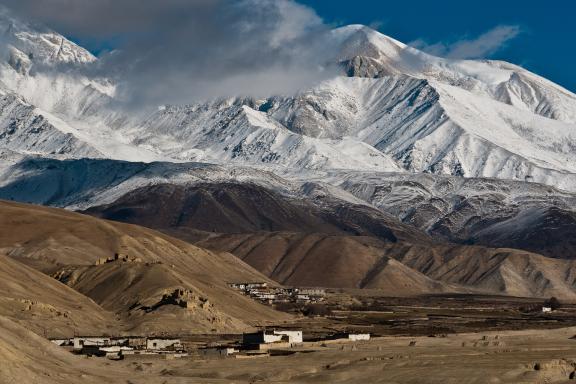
7,295,576,384
308,292,576,336
42,327,576,384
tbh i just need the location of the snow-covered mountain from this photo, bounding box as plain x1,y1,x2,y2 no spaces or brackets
0,7,95,71
1,5,576,230
1,11,576,191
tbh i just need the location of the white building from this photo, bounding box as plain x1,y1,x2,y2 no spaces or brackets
243,330,303,345
273,330,303,344
255,294,276,302
99,346,134,352
348,333,370,341
146,338,182,350
50,338,72,346
73,337,111,351
299,288,326,296
542,306,553,313
243,331,282,345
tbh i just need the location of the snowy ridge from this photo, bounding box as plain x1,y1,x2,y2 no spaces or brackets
2,152,575,261
335,26,576,124
0,91,103,157
323,169,576,217
132,100,402,171
0,10,576,194
0,152,305,209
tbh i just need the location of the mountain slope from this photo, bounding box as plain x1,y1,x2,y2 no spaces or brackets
73,177,576,300
197,233,457,294
0,200,288,334
1,12,576,192
0,91,103,158
393,244,576,300
3,153,576,261
131,100,401,170
332,170,576,259
0,7,95,69
472,207,576,259
82,182,429,243
334,25,576,124
197,232,576,300
0,254,117,337
0,316,117,384
252,74,576,190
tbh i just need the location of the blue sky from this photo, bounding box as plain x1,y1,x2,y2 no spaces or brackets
301,0,576,92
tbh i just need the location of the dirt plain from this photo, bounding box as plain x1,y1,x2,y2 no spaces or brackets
6,323,576,384
3,200,576,383
5,294,576,384
123,327,576,384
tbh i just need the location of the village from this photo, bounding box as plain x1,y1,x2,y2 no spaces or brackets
48,286,567,364
227,282,326,305
46,281,369,361
50,329,371,361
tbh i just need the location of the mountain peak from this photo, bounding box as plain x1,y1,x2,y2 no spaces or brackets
0,6,95,69
332,24,407,62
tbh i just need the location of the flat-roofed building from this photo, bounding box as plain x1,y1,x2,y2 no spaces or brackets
243,330,303,346
146,338,182,351
347,333,370,341
73,337,112,351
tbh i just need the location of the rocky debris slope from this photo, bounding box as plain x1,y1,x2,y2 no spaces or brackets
329,170,576,258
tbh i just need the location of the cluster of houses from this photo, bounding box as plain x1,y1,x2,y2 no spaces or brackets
51,336,185,360
228,282,326,305
51,330,371,360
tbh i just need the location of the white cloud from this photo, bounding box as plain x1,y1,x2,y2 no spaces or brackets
1,0,339,108
412,25,521,59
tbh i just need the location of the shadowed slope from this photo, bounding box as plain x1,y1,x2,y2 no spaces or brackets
83,182,430,243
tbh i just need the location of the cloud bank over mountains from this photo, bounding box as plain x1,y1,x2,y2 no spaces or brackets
1,1,523,108
1,0,339,107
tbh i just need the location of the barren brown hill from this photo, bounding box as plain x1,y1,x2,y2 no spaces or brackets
0,316,129,384
83,183,430,243
197,232,576,300
196,233,456,294
393,244,576,300
0,200,288,334
83,183,576,300
0,254,116,338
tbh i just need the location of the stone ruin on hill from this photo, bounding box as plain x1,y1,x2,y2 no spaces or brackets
95,253,143,265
